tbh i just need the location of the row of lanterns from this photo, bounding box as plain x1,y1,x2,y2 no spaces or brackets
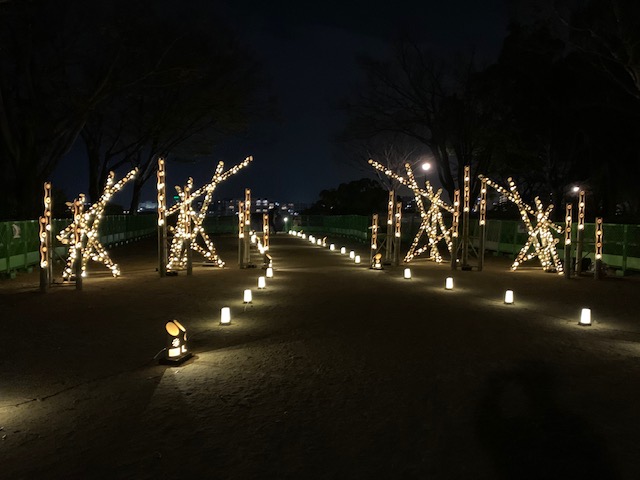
163,262,276,364
290,230,593,327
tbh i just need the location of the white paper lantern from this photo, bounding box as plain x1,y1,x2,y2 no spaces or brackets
340,247,346,254
220,307,231,325
355,255,361,264
243,289,252,303
258,276,266,289
349,251,355,259
266,267,274,278
445,277,454,290
404,268,411,279
504,290,514,304
330,244,335,251
579,308,592,326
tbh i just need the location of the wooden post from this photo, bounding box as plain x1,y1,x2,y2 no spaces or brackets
73,197,84,291
451,189,460,270
394,202,402,266
244,188,251,265
478,178,487,272
238,201,245,268
594,217,603,280
461,166,471,270
576,190,585,274
185,181,193,276
370,213,378,266
39,182,52,292
385,190,395,263
263,212,270,251
157,158,167,277
564,203,572,279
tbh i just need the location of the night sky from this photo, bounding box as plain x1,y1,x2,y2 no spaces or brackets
53,0,508,208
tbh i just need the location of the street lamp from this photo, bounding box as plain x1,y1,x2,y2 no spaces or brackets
421,162,431,187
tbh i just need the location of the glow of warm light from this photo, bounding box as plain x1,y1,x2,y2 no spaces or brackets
58,169,137,279
463,165,470,213
572,186,580,193
166,320,188,358
349,251,355,259
421,162,431,172
387,190,395,225
504,290,514,304
266,267,274,278
340,247,346,254
220,307,231,325
330,244,335,251
165,157,252,271
243,289,252,303
578,191,585,230
481,175,563,274
479,178,487,226
238,201,245,239
579,308,592,326
284,217,289,222
258,276,266,289
395,201,402,238
404,268,411,279
445,277,454,290
371,213,379,250
565,204,572,245
39,182,52,269
595,217,603,260
355,255,361,264
263,213,270,251
369,159,453,263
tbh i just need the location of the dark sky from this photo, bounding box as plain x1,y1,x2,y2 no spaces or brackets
54,0,508,207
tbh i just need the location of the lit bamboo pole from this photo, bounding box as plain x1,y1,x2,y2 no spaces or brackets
394,201,402,266
238,200,245,267
478,177,487,271
73,196,84,290
564,203,572,279
263,212,269,251
451,189,460,270
385,190,395,262
39,182,52,291
157,158,167,277
370,213,378,266
184,181,193,276
576,190,586,274
594,217,603,280
461,165,471,269
244,188,251,265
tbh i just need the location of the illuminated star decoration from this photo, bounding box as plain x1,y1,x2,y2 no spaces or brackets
481,175,563,274
57,168,138,279
165,156,253,271
368,160,453,263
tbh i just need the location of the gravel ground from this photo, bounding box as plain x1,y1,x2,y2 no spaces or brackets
1,233,640,479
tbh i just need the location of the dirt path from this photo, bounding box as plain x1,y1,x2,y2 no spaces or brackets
1,234,639,479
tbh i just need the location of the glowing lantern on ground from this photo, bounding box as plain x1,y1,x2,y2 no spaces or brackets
330,244,335,251
243,289,252,303
220,307,231,325
349,251,355,259
579,308,592,326
340,247,346,254
266,267,274,278
504,290,514,304
445,277,454,290
162,320,192,364
404,268,411,279
355,255,361,264
258,276,266,289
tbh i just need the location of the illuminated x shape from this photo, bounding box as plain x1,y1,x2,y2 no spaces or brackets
481,176,563,274
166,156,252,271
57,168,138,279
369,160,453,263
